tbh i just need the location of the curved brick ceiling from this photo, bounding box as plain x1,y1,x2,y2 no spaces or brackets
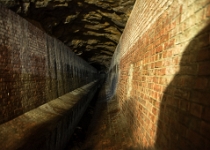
1,0,136,71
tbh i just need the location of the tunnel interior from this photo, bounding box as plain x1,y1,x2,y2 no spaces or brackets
0,0,210,150
2,0,136,71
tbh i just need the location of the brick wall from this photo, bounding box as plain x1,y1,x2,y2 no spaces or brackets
0,6,98,124
0,81,99,150
109,0,210,149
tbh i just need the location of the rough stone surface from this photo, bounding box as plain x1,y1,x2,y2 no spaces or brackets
0,0,136,70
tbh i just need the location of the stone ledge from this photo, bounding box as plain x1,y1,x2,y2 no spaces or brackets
0,80,99,150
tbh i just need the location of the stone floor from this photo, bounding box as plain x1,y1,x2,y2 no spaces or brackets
67,83,138,150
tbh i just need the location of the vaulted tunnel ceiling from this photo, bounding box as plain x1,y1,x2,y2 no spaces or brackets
1,0,136,71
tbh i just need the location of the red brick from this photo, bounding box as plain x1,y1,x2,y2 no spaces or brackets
0,7,98,124
167,96,179,107
111,0,210,149
191,90,210,106
155,61,162,68
177,136,194,150
186,129,205,149
190,103,203,118
199,33,210,48
197,48,210,61
172,55,180,65
188,116,202,133
172,75,195,88
152,107,157,115
179,99,190,111
198,61,210,75
159,68,166,75
179,65,198,75
194,77,209,89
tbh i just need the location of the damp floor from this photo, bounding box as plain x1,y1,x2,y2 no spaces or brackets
66,83,136,150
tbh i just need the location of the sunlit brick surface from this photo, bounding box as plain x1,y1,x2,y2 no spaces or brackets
108,0,210,149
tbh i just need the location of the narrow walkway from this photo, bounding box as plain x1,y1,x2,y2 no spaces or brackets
75,83,136,150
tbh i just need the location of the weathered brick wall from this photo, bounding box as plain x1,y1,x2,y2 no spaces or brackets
0,6,98,124
0,81,99,150
109,0,210,149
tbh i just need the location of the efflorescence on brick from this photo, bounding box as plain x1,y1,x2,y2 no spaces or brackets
108,0,210,149
0,6,98,124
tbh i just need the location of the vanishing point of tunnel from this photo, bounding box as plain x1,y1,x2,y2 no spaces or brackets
0,0,210,150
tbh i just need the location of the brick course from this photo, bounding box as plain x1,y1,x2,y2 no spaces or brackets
109,0,210,149
0,6,98,124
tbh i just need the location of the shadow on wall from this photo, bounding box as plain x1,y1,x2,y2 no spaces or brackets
119,24,210,150
0,45,22,123
0,45,47,124
154,23,210,150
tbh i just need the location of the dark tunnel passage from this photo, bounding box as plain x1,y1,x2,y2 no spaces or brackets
0,0,210,150
64,79,105,150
